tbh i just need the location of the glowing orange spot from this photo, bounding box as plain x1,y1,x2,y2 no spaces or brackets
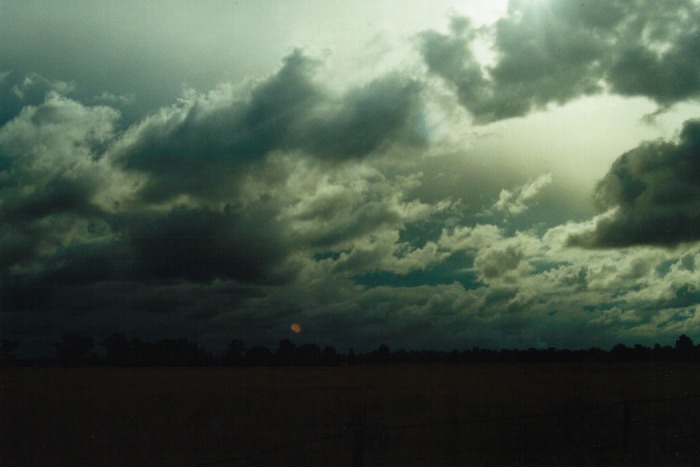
290,323,302,333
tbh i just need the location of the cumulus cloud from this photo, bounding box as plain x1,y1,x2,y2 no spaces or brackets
492,173,552,215
475,244,528,283
569,118,700,247
0,92,122,271
418,0,700,123
0,72,78,127
110,51,424,203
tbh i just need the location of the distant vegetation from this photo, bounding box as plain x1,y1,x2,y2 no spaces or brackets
3,334,700,367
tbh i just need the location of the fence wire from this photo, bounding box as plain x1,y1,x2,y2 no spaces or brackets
199,393,700,465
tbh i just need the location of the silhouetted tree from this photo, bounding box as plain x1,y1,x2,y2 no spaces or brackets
222,339,246,366
609,343,635,361
675,334,695,359
675,334,694,350
348,348,357,366
369,344,391,363
297,343,322,365
246,346,273,366
55,335,95,366
322,345,339,365
102,333,132,366
653,343,674,361
276,338,297,365
33,332,700,366
129,338,153,366
151,338,212,366
585,347,605,362
633,344,652,361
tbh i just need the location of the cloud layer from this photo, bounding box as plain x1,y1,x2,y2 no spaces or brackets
2,1,700,356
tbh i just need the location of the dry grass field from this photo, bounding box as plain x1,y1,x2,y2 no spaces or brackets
2,363,700,465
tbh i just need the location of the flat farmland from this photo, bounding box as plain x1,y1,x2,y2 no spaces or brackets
2,363,700,465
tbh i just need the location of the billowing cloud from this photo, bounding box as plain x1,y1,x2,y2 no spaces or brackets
0,48,450,354
111,51,424,203
569,118,700,247
419,0,700,123
0,51,437,280
0,92,122,271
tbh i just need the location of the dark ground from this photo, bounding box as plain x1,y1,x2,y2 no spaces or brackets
2,362,700,465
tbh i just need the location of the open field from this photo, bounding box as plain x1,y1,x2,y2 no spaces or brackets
2,363,700,465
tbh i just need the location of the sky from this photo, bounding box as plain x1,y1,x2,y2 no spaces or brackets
2,0,700,357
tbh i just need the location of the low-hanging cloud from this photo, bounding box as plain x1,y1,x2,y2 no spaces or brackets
418,0,700,123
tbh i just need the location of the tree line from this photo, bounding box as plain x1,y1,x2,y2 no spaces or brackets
1,334,700,367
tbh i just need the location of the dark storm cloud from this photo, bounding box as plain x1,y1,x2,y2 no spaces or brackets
115,51,424,202
418,0,700,123
300,73,423,158
0,238,128,318
0,92,120,274
113,51,320,201
0,177,98,222
0,87,354,347
1,202,291,305
604,0,700,105
126,206,289,284
569,118,700,247
0,230,35,272
418,14,603,123
0,50,427,305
